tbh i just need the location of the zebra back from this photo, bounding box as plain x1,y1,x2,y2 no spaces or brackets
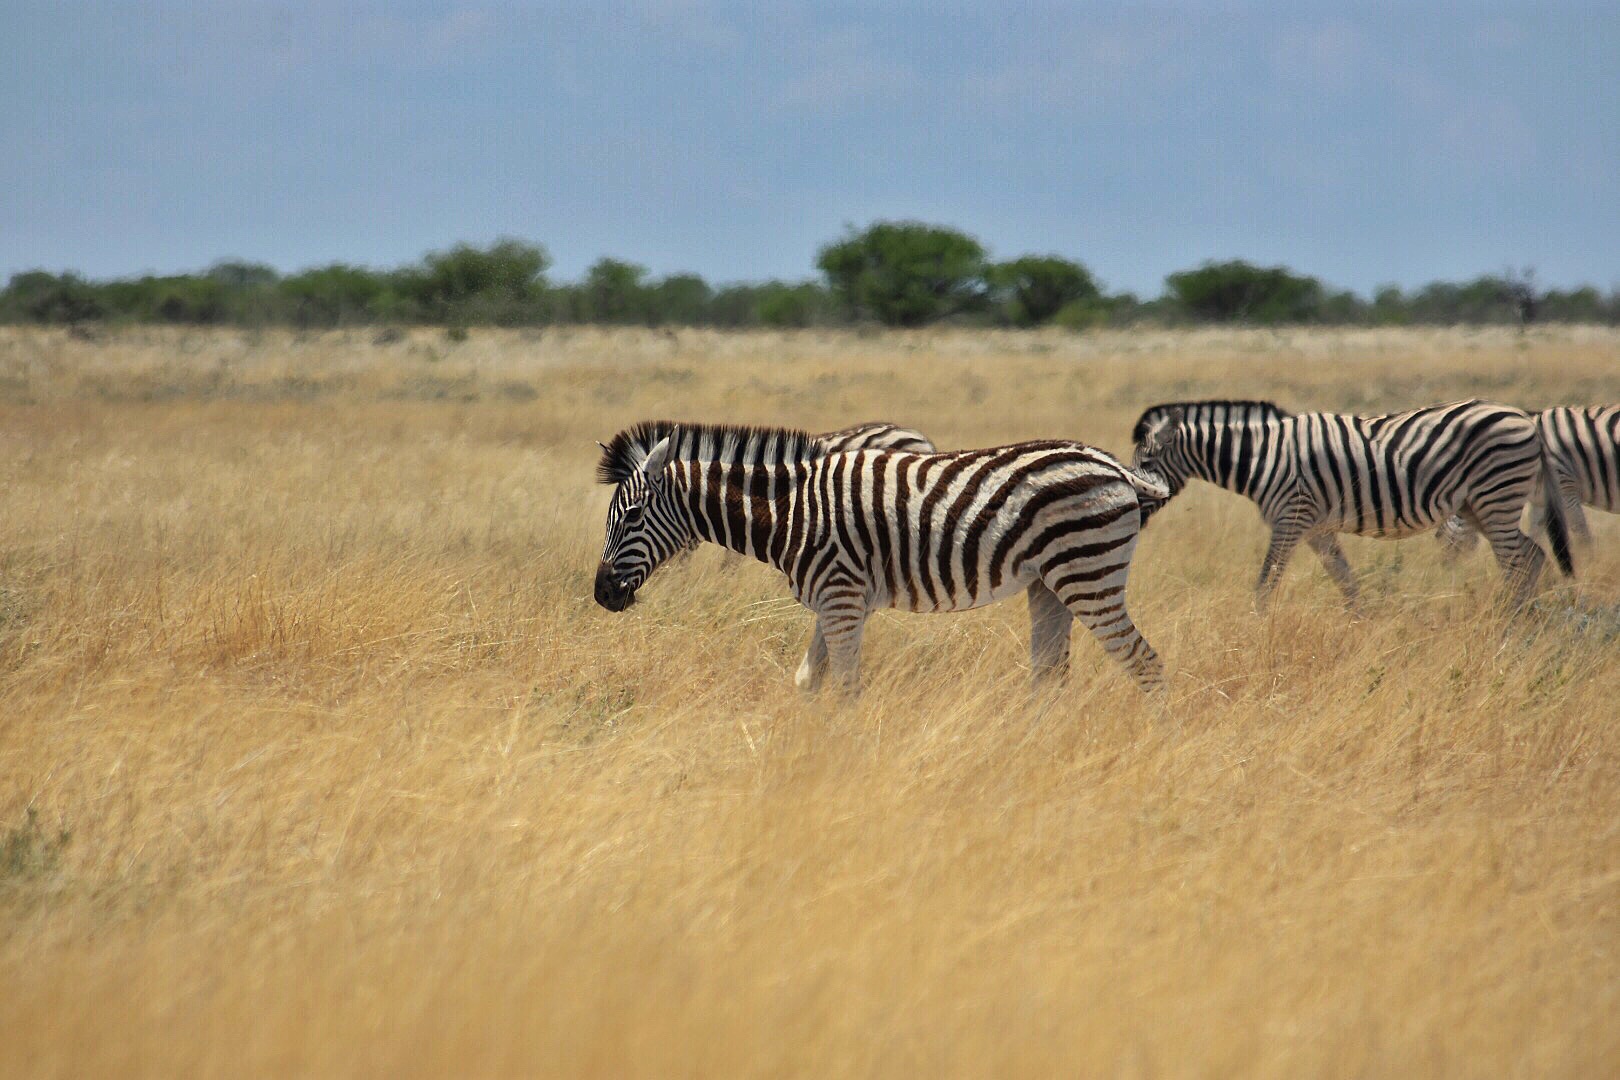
816,421,937,455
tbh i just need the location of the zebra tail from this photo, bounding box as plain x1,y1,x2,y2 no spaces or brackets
1540,447,1576,578
1123,465,1170,502
1124,465,1171,528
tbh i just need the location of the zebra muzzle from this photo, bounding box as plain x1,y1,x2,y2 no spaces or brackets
594,565,637,611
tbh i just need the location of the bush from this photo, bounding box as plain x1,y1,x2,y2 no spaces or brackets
646,273,713,326
1403,277,1520,325
1539,286,1618,324
989,256,1100,325
278,264,392,327
1051,297,1111,331
1165,260,1324,323
757,282,834,328
817,221,987,327
1,271,105,324
403,238,549,325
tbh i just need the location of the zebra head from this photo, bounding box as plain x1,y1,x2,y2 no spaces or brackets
594,429,693,611
1130,405,1191,503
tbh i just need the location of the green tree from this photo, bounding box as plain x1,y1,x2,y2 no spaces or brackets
1165,260,1324,323
989,256,1099,325
578,258,650,323
404,238,549,323
647,273,713,325
207,260,280,288
816,221,987,327
757,281,835,328
1372,284,1409,325
1406,277,1518,325
1539,286,1616,324
0,271,105,323
278,264,391,327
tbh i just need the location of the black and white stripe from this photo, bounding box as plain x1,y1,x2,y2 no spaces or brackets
1131,399,1574,609
816,421,936,456
595,422,1168,694
663,421,937,678
1441,405,1619,553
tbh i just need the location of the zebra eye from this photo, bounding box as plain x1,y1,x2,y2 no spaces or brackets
623,504,645,524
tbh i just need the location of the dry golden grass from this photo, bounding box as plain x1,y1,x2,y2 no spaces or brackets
1,324,1617,1077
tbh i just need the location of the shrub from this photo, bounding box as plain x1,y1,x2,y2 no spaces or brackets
397,238,549,325
646,273,713,326
817,221,987,326
1165,260,1324,323
576,258,650,324
278,264,392,327
989,256,1100,325
1,271,105,324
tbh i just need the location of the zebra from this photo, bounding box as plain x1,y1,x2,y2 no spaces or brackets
657,420,937,678
1130,399,1575,610
816,420,937,456
594,421,1168,695
1439,405,1618,556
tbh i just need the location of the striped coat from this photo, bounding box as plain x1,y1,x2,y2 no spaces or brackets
1441,405,1618,553
595,422,1168,694
1131,399,1573,609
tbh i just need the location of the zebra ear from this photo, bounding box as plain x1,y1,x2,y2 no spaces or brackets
640,436,673,477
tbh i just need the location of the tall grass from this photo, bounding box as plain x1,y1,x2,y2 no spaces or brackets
1,325,1616,1076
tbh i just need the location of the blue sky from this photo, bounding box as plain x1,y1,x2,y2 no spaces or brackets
4,2,1617,295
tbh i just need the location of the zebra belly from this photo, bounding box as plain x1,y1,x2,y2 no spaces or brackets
1318,503,1441,540
875,563,1037,613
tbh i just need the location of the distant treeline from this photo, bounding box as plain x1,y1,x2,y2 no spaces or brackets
5,223,1617,330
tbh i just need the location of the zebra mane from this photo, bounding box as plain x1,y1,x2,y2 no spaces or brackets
595,420,827,484
1132,399,1291,444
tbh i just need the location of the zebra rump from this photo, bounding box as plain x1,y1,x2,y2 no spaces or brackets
1440,404,1617,557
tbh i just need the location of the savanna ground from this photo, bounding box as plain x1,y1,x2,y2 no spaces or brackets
1,324,1617,1077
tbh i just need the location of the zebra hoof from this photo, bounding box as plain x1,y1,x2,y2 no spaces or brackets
794,660,820,692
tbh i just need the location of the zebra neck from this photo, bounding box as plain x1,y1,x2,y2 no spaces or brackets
674,460,802,568
1188,421,1279,499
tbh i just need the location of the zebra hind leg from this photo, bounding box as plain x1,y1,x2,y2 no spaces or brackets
1306,534,1361,614
1040,560,1164,696
1026,579,1074,690
1472,503,1547,609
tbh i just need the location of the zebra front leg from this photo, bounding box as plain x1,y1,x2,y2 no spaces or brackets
1254,526,1305,613
1306,534,1361,613
1435,515,1480,562
1026,579,1074,689
802,605,868,698
794,623,829,691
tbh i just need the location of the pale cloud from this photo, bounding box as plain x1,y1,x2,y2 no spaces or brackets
1268,17,1367,93
1472,17,1524,50
1388,66,1537,178
352,7,498,67
773,27,921,111
629,0,744,56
